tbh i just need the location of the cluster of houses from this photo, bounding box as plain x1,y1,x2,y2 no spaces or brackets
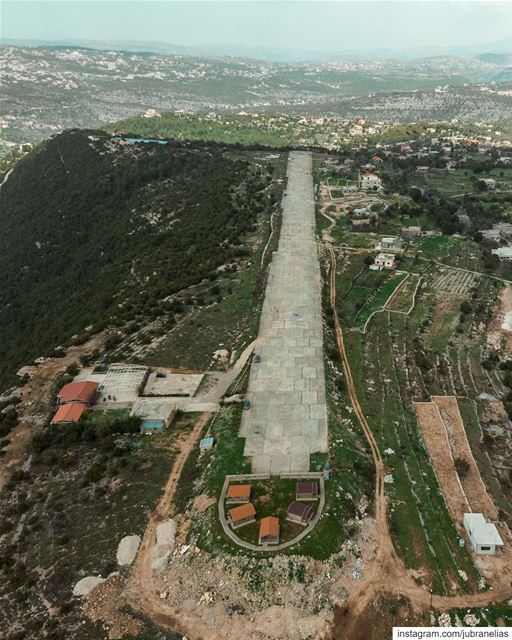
371,235,405,271
50,362,205,432
226,481,319,546
50,380,99,425
480,222,512,261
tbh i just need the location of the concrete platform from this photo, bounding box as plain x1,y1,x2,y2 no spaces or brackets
143,372,204,397
240,151,328,474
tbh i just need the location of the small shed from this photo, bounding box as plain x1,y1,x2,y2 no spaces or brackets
287,501,314,525
228,503,256,529
463,513,504,555
226,484,251,504
199,437,215,451
258,516,280,545
296,481,319,501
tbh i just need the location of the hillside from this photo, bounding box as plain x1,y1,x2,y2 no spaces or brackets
0,130,271,390
2,44,512,151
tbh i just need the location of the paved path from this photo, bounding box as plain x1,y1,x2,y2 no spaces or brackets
240,151,328,473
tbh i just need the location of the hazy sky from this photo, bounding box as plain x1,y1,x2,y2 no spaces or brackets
1,1,512,53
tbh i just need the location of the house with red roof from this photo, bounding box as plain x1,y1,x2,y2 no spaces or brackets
51,403,87,425
57,381,99,406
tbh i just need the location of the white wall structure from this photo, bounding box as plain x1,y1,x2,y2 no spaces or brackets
463,513,504,555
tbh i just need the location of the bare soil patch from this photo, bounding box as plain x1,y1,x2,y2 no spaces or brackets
83,575,144,639
415,401,470,521
432,396,499,520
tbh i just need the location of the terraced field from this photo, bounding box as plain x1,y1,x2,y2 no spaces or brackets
429,269,480,295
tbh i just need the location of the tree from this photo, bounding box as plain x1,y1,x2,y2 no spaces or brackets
454,457,470,479
460,301,472,315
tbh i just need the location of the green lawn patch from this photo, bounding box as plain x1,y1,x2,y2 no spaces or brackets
354,273,407,329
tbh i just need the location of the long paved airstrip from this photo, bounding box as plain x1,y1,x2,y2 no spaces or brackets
240,151,328,474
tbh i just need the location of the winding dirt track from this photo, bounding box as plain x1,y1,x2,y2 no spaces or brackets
326,242,512,637
124,411,214,636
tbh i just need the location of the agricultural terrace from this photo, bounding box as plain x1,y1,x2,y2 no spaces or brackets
314,156,512,597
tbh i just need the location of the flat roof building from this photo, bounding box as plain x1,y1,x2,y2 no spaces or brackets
374,253,396,270
492,247,512,261
376,236,404,253
463,513,504,555
130,398,175,434
493,222,512,240
481,229,501,244
258,516,280,545
401,226,422,239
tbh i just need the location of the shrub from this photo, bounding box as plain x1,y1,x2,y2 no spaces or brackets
454,457,470,479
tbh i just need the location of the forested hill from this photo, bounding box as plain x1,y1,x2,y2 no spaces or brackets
0,130,268,390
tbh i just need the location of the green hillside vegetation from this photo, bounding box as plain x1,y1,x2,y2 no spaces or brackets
108,113,322,149
0,130,272,390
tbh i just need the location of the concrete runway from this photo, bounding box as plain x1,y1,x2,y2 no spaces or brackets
240,151,328,474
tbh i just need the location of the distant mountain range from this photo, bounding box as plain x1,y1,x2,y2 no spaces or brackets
2,36,512,63
1,42,511,151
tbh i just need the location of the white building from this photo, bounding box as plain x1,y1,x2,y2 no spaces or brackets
493,222,512,240
360,172,382,191
463,513,504,555
376,236,404,253
481,178,496,190
143,108,161,118
374,253,396,270
481,229,501,244
492,247,512,261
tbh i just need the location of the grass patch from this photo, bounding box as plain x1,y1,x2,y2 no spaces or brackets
354,273,407,329
228,478,314,546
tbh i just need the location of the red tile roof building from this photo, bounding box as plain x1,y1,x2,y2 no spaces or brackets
258,516,280,545
57,381,99,406
228,503,256,528
226,484,251,503
51,402,87,424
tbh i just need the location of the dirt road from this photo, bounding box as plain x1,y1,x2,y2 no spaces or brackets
123,411,213,633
